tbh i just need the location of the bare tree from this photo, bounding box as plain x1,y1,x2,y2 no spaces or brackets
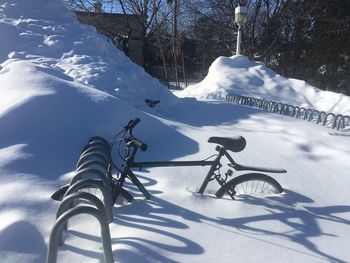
166,0,180,88
117,0,165,66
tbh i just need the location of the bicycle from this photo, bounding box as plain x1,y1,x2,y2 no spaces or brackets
110,118,285,201
52,118,286,203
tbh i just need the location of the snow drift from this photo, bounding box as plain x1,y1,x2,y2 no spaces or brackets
179,55,350,115
0,0,175,108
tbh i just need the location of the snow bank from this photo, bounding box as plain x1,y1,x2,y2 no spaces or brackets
0,0,175,108
179,55,350,115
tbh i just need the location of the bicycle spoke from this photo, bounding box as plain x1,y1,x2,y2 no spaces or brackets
255,180,260,193
221,177,282,199
236,186,241,195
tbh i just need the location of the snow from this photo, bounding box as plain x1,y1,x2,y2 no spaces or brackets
0,1,349,263
178,55,350,115
0,0,175,109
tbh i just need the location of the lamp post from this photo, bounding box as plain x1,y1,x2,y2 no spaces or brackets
234,6,248,55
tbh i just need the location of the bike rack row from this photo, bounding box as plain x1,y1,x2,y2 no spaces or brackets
47,137,115,263
226,93,350,130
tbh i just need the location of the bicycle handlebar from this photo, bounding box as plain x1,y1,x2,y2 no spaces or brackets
124,118,140,131
124,118,148,152
127,137,148,151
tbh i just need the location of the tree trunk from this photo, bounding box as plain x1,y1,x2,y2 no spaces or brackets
171,0,179,89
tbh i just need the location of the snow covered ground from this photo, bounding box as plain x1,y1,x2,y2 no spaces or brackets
1,1,349,263
178,55,350,116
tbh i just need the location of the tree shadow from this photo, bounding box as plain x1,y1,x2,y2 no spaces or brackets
165,98,264,128
0,91,199,178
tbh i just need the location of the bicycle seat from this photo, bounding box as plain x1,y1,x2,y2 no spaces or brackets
208,136,246,152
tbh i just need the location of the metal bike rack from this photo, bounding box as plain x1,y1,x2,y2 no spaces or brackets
296,107,307,118
69,168,112,200
337,115,350,130
333,114,344,129
226,93,350,131
317,111,327,124
47,136,116,263
76,152,110,169
56,192,108,235
82,139,111,155
65,179,114,223
88,136,111,146
304,108,313,120
307,110,319,122
81,146,110,156
76,159,112,175
46,206,114,263
70,168,112,187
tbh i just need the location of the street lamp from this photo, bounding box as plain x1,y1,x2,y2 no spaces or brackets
234,6,248,55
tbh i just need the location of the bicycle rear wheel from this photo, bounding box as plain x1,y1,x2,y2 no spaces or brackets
215,173,283,199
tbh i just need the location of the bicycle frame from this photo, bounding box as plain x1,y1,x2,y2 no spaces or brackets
122,146,256,198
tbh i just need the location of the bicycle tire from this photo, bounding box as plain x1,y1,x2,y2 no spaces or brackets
215,173,283,199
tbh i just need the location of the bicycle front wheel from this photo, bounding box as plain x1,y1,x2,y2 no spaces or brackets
215,173,283,199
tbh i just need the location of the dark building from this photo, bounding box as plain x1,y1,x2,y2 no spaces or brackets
75,4,143,65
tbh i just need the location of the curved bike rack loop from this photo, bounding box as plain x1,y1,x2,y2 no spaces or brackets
56,191,108,234
88,136,110,146
76,152,110,169
287,105,295,116
337,116,350,130
76,160,112,175
323,113,336,126
297,107,307,118
70,168,112,186
332,114,343,129
46,206,114,263
317,111,327,124
304,109,313,120
81,145,110,157
65,179,113,223
308,110,320,122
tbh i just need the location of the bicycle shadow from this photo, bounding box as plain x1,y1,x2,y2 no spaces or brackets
112,174,204,262
111,196,206,263
59,187,350,262
111,188,350,263
216,190,350,263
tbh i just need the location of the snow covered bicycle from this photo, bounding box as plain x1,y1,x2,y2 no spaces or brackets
110,118,285,202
